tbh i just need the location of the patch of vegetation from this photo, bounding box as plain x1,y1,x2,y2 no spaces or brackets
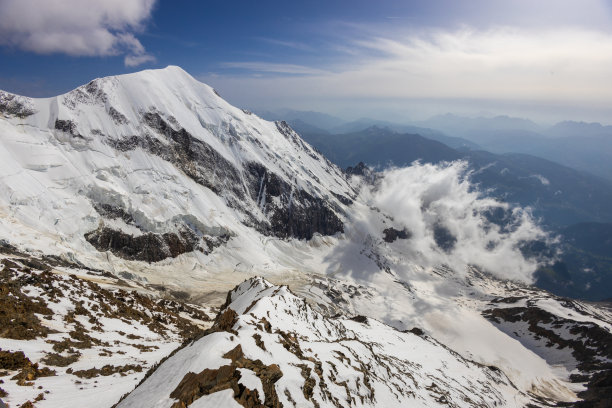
40,352,80,367
71,364,143,379
0,260,53,340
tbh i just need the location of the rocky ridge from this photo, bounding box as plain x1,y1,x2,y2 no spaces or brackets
118,277,545,408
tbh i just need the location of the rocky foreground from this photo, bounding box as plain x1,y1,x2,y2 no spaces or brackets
0,244,213,408
1,244,611,407
1,66,611,407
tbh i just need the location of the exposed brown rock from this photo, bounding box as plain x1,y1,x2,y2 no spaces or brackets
72,364,143,379
1,350,55,385
298,364,316,400
11,363,55,385
0,350,31,371
169,344,282,408
215,308,239,333
253,333,266,351
48,327,106,353
40,353,80,367
0,264,52,340
170,365,239,407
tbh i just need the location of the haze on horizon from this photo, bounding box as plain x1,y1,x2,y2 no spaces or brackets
1,0,611,125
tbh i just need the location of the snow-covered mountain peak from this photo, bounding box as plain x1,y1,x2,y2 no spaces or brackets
1,67,611,407
224,276,276,310
0,66,354,274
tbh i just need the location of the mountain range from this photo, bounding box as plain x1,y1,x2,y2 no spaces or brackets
264,115,612,302
259,110,612,182
0,67,610,408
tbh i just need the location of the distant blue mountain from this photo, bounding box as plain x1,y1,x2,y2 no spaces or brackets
419,114,612,181
253,109,346,131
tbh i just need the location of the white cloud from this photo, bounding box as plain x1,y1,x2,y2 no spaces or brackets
0,0,156,66
528,174,551,186
222,62,328,75
203,26,612,122
369,162,550,282
347,27,612,101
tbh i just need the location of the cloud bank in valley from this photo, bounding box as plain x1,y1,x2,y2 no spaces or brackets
0,0,156,66
367,161,549,282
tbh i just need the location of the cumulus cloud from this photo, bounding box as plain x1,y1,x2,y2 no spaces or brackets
0,0,156,66
367,161,549,282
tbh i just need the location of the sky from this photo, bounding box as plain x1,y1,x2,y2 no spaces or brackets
1,0,611,124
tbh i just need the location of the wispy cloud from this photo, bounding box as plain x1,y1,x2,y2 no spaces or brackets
257,38,314,51
344,26,612,101
204,26,612,122
221,62,328,75
0,0,157,67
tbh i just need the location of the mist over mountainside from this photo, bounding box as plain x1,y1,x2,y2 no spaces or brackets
252,109,346,132
290,123,612,302
419,113,544,135
0,67,611,407
297,127,461,168
547,121,612,138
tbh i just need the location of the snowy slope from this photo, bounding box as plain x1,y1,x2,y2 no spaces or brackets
1,67,611,407
117,277,539,408
0,66,353,284
0,246,214,408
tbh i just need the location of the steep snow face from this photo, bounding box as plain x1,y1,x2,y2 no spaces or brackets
0,66,352,269
117,277,540,408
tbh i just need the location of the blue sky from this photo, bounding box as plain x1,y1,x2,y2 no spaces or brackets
1,0,612,123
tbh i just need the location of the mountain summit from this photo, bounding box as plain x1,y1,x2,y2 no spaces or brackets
0,67,610,407
0,65,352,267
